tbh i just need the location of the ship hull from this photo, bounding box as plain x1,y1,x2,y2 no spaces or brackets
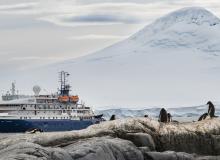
0,119,97,133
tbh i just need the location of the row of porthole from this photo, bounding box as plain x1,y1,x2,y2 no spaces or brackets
20,117,31,119
19,116,93,120
20,117,70,119
40,117,70,119
82,117,93,120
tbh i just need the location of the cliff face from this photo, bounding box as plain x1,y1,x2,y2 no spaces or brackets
1,118,220,160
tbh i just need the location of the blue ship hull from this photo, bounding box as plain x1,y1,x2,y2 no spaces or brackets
0,119,97,133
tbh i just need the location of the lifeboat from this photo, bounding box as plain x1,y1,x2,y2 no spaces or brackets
58,96,69,102
69,95,79,103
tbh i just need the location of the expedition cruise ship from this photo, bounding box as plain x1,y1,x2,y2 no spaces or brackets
0,71,104,133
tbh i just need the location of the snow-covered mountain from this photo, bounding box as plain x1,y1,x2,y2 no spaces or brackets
6,7,220,108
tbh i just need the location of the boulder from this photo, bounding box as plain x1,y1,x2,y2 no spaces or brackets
0,137,144,160
64,136,144,160
144,151,220,160
123,133,155,150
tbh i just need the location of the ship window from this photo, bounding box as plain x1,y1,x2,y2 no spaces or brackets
48,117,50,119
20,117,22,119
43,117,45,119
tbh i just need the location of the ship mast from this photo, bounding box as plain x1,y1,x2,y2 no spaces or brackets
58,71,71,96
11,82,16,96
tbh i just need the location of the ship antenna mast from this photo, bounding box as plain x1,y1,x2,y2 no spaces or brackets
58,71,71,96
11,82,16,96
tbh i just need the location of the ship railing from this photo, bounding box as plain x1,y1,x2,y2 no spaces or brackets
26,108,90,111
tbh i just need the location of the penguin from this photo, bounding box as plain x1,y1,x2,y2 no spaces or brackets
159,108,168,123
26,128,43,134
110,114,116,121
207,101,218,118
167,113,172,122
198,113,208,121
167,113,179,123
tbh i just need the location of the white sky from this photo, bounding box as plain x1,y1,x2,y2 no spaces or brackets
0,0,220,72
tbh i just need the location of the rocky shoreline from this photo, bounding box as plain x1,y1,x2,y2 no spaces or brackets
0,118,220,160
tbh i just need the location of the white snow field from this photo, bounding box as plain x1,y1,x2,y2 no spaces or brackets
4,7,220,108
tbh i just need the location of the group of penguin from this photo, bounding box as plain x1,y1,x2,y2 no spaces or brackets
158,101,218,123
109,101,218,122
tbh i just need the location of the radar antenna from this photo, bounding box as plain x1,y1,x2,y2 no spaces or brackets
33,85,41,96
58,71,71,96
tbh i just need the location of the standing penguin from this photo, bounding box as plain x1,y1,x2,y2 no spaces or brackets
159,108,168,123
110,114,116,121
207,101,218,118
167,113,172,122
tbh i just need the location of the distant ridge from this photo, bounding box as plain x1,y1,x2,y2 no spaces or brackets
95,104,220,119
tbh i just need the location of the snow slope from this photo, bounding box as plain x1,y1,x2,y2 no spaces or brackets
5,7,220,108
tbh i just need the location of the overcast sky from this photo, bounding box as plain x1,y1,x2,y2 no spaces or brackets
1,0,220,72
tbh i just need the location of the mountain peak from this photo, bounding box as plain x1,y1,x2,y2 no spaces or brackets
147,7,220,34
157,7,220,26
130,7,220,46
